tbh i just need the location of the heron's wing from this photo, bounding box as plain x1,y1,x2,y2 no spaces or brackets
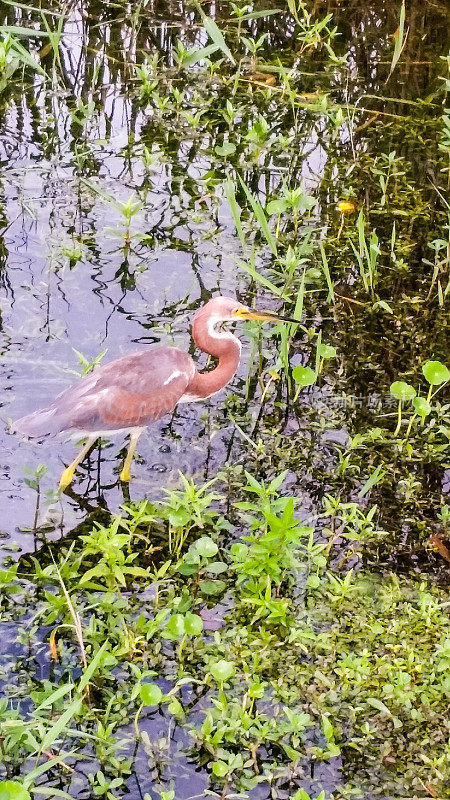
15,347,195,436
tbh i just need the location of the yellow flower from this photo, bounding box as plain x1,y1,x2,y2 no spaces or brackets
337,200,355,214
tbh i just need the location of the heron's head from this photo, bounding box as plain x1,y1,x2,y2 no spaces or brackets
196,296,299,325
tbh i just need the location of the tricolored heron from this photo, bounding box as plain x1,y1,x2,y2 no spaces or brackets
14,296,297,488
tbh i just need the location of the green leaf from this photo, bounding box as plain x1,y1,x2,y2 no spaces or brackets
177,562,199,576
366,696,393,716
78,640,109,694
387,0,408,81
292,366,316,388
183,613,203,636
373,299,394,314
210,659,235,683
215,142,236,156
165,614,185,638
195,536,218,558
238,176,277,256
413,396,431,417
202,15,236,65
167,697,184,718
358,464,385,498
233,9,282,21
199,579,226,595
206,561,228,575
390,381,416,402
34,683,74,713
0,33,46,75
266,198,288,215
40,696,82,753
212,760,229,777
140,682,163,707
306,574,321,589
181,43,219,67
422,360,450,386
317,343,337,359
0,783,31,800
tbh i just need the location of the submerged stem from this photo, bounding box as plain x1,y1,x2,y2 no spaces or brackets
394,401,402,436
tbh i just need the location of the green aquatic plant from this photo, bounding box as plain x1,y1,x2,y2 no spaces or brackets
316,340,337,375
266,184,316,234
161,473,224,555
0,32,44,93
387,0,408,80
292,365,316,401
1,1,450,797
390,380,416,436
348,211,380,298
422,359,450,403
71,347,108,377
389,360,449,437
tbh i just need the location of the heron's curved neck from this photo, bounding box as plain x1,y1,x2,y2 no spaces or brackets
188,313,241,399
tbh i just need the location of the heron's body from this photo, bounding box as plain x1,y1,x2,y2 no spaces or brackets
13,296,293,487
17,347,197,438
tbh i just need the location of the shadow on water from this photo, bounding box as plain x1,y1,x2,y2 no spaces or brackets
0,0,449,797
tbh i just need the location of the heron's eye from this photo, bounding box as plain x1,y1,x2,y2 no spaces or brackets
233,306,243,317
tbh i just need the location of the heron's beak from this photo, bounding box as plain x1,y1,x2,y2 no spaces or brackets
234,307,300,323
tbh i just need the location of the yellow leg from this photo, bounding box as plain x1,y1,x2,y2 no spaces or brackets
120,428,144,482
59,436,98,489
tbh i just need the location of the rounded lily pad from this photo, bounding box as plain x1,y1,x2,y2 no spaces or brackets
183,612,203,636
390,381,416,402
210,659,235,683
140,682,163,707
413,397,431,417
167,697,184,717
199,579,226,596
165,613,185,638
195,536,218,558
317,343,337,359
0,783,31,800
422,360,450,386
292,366,316,388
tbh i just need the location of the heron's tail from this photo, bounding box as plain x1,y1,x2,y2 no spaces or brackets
13,406,65,438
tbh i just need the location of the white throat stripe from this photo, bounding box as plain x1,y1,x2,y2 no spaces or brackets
163,370,183,385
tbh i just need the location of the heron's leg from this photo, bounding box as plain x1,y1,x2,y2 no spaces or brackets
59,436,98,489
120,427,145,482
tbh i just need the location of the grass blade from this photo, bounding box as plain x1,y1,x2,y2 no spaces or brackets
203,17,235,65
233,9,282,21
238,176,277,256
293,267,306,322
319,242,335,304
182,43,219,68
0,24,53,37
194,7,235,65
387,0,408,81
224,178,246,251
40,696,82,753
236,252,283,297
358,465,385,498
34,683,74,713
5,36,46,75
78,639,109,693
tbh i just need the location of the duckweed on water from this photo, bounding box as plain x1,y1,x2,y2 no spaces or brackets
0,0,449,798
